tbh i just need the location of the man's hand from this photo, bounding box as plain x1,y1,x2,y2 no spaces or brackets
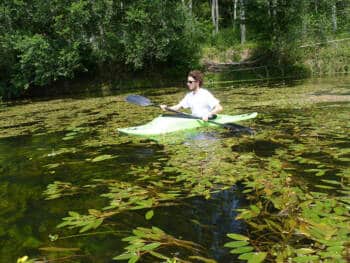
202,114,212,121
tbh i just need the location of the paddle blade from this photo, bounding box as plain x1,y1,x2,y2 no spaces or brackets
126,95,153,106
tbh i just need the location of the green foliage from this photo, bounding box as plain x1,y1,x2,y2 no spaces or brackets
225,233,266,262
43,181,79,200
115,226,208,262
16,256,35,263
0,0,202,98
57,210,104,233
232,139,350,262
10,34,81,89
121,0,202,70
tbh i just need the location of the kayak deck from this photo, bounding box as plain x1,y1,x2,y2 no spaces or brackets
118,112,257,136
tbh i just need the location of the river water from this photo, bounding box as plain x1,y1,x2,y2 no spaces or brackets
0,76,349,262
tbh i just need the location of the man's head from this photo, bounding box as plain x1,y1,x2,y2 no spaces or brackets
187,70,203,91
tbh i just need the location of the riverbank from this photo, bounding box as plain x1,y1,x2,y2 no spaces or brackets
201,38,350,78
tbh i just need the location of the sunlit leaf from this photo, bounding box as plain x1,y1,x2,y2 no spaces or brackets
230,246,254,254
188,255,217,263
295,248,315,255
293,255,319,262
224,241,249,248
227,233,249,241
128,255,140,263
91,154,115,162
145,210,154,220
149,251,169,260
113,253,135,260
141,242,161,251
238,252,267,263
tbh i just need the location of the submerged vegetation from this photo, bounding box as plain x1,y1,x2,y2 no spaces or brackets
0,77,349,262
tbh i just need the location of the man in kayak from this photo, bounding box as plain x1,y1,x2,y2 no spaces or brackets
160,70,223,121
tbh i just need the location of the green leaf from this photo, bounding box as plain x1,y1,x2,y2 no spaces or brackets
318,239,344,246
91,154,115,162
79,222,94,233
293,255,319,262
188,255,217,263
238,252,267,263
250,205,260,214
230,246,254,254
145,210,154,220
321,179,341,185
295,248,315,255
149,251,169,260
318,251,343,259
128,255,139,263
56,221,71,228
92,218,104,229
315,184,335,190
327,246,344,253
124,242,145,251
151,227,164,235
113,253,134,260
236,210,255,220
264,219,283,232
122,236,139,242
224,241,249,248
227,233,249,241
141,242,161,251
68,211,80,217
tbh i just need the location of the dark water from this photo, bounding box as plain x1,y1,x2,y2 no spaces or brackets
0,132,245,262
0,76,349,262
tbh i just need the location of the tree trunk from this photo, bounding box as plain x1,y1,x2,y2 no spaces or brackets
272,0,277,18
211,0,219,34
332,3,337,31
233,0,238,21
271,0,277,40
314,0,318,13
240,0,246,44
215,0,219,32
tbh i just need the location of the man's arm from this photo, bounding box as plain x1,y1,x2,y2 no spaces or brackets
160,103,182,111
203,103,223,121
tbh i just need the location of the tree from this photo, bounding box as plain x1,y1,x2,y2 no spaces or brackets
211,0,219,34
240,0,246,44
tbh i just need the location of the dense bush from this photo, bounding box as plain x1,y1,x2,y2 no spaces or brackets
0,0,203,98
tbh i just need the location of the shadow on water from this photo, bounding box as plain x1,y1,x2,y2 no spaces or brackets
150,187,246,262
231,140,284,158
0,132,166,262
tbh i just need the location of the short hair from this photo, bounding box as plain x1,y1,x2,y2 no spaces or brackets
188,70,204,86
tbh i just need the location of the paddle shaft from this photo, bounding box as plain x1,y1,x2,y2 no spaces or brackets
160,105,252,132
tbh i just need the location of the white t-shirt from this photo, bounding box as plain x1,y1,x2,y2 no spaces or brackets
178,88,220,118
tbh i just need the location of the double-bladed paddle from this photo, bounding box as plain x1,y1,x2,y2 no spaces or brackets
125,94,255,134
